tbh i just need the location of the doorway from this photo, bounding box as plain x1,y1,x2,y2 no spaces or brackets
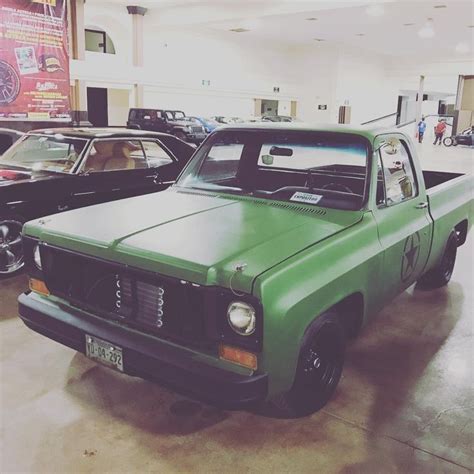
87,87,108,126
261,99,278,116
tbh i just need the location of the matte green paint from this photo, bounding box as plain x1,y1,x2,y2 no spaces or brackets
23,126,473,398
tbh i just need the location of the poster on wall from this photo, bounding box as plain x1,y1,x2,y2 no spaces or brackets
0,0,71,121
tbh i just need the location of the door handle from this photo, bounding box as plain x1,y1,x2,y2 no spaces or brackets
415,202,428,209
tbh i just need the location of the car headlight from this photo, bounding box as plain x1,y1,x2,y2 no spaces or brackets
227,301,256,336
33,244,42,270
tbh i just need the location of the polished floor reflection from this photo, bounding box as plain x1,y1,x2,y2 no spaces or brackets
1,143,473,473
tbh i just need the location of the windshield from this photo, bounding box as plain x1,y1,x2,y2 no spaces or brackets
173,111,186,120
0,134,88,173
177,130,369,210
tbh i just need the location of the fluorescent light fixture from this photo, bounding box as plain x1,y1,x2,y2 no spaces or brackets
355,33,365,36
313,38,325,42
229,28,250,33
403,23,415,26
455,42,470,53
418,18,435,38
433,4,447,8
305,17,318,21
366,4,385,17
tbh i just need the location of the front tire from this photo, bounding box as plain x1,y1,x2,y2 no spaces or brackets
270,312,345,418
443,137,454,147
0,215,25,278
417,232,457,290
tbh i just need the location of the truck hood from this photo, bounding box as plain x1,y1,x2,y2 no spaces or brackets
24,188,363,293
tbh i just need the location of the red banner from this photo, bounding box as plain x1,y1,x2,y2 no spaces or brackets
0,0,71,121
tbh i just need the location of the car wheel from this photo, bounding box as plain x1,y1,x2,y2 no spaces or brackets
270,312,345,418
443,137,454,147
417,232,457,290
0,215,25,278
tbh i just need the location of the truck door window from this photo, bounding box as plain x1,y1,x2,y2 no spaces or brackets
379,140,417,205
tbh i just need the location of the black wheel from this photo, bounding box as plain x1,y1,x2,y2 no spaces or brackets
0,215,25,277
417,232,457,290
443,137,454,147
0,60,20,106
270,312,345,417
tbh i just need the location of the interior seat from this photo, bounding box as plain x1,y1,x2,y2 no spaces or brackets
84,141,115,171
103,142,136,171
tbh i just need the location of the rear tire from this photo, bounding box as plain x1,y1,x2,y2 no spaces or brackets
417,232,457,290
270,312,345,418
443,137,454,147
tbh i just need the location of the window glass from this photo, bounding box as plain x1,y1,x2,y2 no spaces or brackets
84,140,147,172
142,141,173,167
379,139,417,205
0,134,87,173
197,142,244,181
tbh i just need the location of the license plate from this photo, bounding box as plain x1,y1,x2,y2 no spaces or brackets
85,334,123,372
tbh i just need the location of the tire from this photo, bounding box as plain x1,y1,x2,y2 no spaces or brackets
443,137,454,147
0,60,20,106
0,214,25,278
270,312,345,418
417,232,457,290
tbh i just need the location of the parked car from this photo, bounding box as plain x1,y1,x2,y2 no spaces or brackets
189,116,220,134
0,128,23,155
261,115,293,122
127,108,206,144
0,127,194,276
18,124,472,417
443,127,474,147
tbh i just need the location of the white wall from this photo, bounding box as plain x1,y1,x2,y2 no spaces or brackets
73,3,472,128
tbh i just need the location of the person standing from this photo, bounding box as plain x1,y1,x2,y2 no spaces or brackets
433,119,447,145
417,117,427,143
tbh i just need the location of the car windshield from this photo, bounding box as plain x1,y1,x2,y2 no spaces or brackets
0,134,88,173
177,130,369,210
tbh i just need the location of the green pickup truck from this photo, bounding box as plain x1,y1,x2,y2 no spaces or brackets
18,124,473,417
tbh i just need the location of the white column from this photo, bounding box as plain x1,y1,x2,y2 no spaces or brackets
127,6,147,68
414,75,425,136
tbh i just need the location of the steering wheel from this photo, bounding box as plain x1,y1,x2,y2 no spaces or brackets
321,183,353,194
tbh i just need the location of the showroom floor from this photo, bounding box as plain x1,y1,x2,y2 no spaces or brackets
1,144,473,473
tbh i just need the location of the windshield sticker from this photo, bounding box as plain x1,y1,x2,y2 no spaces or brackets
290,192,323,205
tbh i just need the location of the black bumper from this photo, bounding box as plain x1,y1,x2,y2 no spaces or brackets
18,293,268,409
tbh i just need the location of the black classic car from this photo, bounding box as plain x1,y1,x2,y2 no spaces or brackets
0,128,24,155
0,128,195,276
127,108,206,144
443,127,474,147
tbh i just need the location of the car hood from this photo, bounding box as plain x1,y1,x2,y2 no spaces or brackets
24,188,363,293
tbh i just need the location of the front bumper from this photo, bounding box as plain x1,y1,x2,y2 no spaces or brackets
18,292,268,409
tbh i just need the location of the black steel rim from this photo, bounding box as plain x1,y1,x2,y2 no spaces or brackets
0,61,20,106
0,220,24,274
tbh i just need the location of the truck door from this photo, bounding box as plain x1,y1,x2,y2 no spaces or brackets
372,134,433,300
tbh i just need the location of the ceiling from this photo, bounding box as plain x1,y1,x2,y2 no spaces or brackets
89,0,474,59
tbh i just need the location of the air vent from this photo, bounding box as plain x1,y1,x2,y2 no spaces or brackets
218,194,327,216
176,189,219,198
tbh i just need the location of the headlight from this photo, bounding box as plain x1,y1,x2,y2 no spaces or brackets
227,301,256,336
33,244,42,270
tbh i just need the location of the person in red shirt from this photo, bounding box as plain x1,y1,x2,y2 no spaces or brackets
433,119,447,145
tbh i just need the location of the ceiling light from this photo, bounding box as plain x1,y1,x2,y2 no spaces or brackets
418,18,435,38
229,28,250,33
313,38,325,42
305,17,318,21
403,23,415,26
455,42,470,53
433,4,447,8
355,33,365,36
366,4,385,17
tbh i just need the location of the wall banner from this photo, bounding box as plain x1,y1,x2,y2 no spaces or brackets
0,0,71,121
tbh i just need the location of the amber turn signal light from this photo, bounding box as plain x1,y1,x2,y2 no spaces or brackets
29,278,50,297
219,344,257,370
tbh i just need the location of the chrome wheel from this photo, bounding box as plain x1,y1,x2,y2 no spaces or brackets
0,220,24,275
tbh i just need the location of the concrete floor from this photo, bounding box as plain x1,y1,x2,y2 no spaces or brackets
1,144,473,473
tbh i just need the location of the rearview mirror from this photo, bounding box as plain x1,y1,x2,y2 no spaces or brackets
269,146,293,157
